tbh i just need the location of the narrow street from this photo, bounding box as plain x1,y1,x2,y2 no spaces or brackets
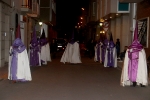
0,53,150,100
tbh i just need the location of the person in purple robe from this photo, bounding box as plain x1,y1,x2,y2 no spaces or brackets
94,38,103,62
29,27,40,66
40,29,51,64
96,40,101,61
40,29,48,46
69,28,76,44
10,38,26,82
8,25,32,82
101,37,108,63
121,22,148,87
104,32,117,68
127,22,144,87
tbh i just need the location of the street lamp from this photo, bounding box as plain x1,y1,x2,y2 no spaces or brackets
81,8,84,10
39,22,43,25
99,22,103,26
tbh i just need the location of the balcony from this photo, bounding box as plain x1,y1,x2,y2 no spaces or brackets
119,0,143,3
101,0,130,21
21,0,40,17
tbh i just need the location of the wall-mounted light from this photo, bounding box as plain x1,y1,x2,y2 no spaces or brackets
39,22,43,25
81,8,84,10
110,17,112,18
100,18,104,22
99,22,103,26
80,17,83,19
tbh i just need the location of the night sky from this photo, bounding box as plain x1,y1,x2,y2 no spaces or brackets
56,0,89,38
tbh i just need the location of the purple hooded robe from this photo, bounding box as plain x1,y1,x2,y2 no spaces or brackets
107,40,115,67
10,38,26,81
30,27,40,66
127,22,143,82
102,39,108,62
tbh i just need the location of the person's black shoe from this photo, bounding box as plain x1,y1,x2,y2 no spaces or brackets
140,84,146,87
133,82,137,87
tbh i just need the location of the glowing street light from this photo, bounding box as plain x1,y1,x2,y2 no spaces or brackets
39,22,43,25
99,22,103,26
81,8,84,10
80,22,82,23
80,17,83,19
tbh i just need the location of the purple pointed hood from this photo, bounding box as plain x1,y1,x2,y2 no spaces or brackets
30,27,38,47
15,25,21,39
128,22,143,51
13,24,25,53
69,29,75,44
40,29,48,46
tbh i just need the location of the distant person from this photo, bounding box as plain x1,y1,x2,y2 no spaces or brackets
40,29,51,64
60,26,82,64
29,27,41,66
104,32,117,68
88,39,95,59
50,39,57,59
94,40,103,63
118,46,128,62
116,39,120,58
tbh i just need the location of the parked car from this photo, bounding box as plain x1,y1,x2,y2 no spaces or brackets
55,38,67,51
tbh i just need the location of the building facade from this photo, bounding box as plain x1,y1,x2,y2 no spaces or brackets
0,0,56,68
87,0,149,53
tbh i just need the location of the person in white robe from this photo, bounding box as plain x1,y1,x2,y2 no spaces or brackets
40,29,51,65
8,25,32,82
60,40,82,64
94,40,103,62
121,22,148,87
104,32,117,68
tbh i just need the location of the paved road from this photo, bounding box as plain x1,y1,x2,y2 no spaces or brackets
0,55,150,100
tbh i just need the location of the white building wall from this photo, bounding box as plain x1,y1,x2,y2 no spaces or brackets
0,0,39,67
99,0,137,52
115,17,121,40
110,19,116,41
0,3,11,67
120,15,130,51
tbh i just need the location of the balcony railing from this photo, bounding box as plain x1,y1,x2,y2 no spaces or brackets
21,0,40,17
22,0,32,9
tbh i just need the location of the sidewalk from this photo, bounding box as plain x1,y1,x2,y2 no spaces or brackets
117,61,123,70
0,66,8,81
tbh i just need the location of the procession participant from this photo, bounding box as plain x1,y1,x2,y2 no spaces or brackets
121,22,148,87
104,31,117,68
29,27,41,66
40,29,51,65
8,25,32,82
